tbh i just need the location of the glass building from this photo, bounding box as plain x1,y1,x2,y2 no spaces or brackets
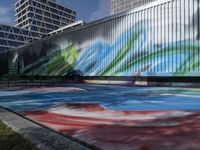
0,0,77,52
15,0,76,37
111,0,156,14
1,0,200,78
0,24,40,52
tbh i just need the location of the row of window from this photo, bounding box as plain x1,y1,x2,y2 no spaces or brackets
0,46,9,51
16,2,76,30
27,6,76,19
27,11,75,22
16,8,75,31
15,0,27,8
29,25,52,34
0,33,35,41
0,39,26,47
31,0,75,14
0,25,40,37
16,0,76,15
17,18,60,32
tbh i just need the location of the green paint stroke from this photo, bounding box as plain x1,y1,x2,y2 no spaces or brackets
100,31,140,76
44,45,78,76
114,42,200,75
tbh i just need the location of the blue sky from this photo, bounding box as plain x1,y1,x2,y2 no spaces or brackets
0,0,110,26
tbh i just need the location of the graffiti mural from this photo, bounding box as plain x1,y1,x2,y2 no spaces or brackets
2,0,200,77
0,51,9,77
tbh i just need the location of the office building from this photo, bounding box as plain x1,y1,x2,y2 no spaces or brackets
0,0,77,52
111,0,156,14
15,0,76,37
0,24,40,52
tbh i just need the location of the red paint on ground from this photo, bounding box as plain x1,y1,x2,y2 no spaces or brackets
25,104,200,150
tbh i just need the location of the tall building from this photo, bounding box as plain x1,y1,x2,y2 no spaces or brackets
0,0,76,52
15,0,76,37
111,0,156,14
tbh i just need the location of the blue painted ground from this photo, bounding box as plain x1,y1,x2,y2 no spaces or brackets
0,84,200,112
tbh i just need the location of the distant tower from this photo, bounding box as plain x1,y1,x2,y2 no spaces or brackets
111,0,156,14
15,0,76,37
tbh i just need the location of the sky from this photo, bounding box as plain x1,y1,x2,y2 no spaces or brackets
0,0,111,26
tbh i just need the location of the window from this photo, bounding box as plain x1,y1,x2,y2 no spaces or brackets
32,1,37,6
13,28,20,33
35,9,42,14
44,12,50,17
52,14,59,20
50,8,58,14
44,17,52,22
58,6,64,11
32,20,37,25
8,41,15,46
2,26,10,32
22,30,29,35
35,15,42,20
0,46,8,51
28,13,34,17
53,20,59,25
18,36,24,41
31,32,39,37
0,32,4,38
8,34,15,40
49,2,56,8
0,40,7,45
31,26,38,31
40,28,46,33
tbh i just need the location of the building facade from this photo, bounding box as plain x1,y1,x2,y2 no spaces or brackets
1,0,200,77
0,24,40,52
0,0,76,52
111,0,156,14
15,0,76,37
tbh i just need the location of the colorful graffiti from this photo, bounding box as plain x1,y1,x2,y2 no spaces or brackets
0,0,199,77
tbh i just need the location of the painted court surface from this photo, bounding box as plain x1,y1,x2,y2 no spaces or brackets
0,84,200,150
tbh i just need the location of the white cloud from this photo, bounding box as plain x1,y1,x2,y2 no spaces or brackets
0,5,13,25
89,0,110,21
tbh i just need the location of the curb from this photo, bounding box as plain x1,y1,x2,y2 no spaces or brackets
0,107,92,150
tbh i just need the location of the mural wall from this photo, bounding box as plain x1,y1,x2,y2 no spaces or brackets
5,0,200,77
0,51,9,77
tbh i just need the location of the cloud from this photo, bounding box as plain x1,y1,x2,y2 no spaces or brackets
0,5,14,25
89,0,110,21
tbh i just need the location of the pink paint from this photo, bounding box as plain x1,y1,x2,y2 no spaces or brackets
25,104,200,150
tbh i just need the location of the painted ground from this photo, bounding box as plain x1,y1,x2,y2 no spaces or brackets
0,84,200,150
